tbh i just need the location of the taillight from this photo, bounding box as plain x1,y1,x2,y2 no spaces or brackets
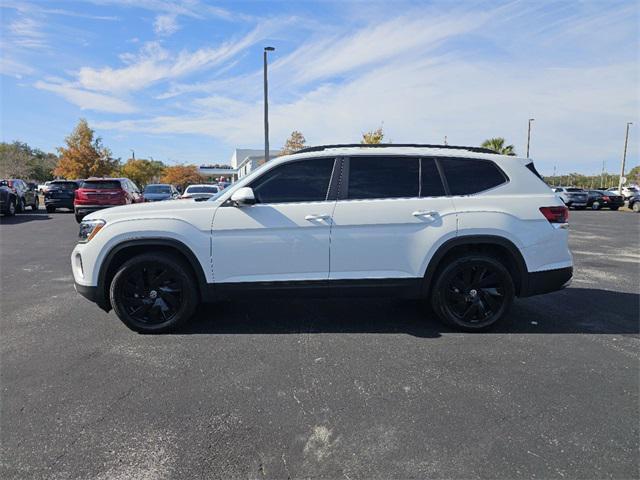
539,206,569,224
602,195,610,201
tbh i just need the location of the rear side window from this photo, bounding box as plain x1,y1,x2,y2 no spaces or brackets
420,158,446,197
348,156,419,199
440,158,506,195
250,158,335,203
81,180,122,190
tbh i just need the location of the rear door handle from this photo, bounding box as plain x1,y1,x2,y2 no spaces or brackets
412,210,438,218
305,214,331,221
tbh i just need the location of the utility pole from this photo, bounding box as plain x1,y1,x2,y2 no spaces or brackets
130,149,135,160
600,160,605,189
552,165,557,186
618,122,633,193
444,135,448,146
263,46,275,164
526,118,535,158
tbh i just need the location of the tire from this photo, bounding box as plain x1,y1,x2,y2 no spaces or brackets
46,205,56,213
633,202,640,213
31,197,39,211
5,198,16,216
609,206,619,211
16,198,24,213
75,213,84,223
109,253,198,333
591,201,600,210
430,254,515,332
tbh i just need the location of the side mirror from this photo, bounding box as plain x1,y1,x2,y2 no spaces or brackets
231,187,256,206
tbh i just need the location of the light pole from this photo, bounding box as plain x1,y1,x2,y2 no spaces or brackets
130,149,135,160
263,46,275,164
618,122,633,193
526,118,534,158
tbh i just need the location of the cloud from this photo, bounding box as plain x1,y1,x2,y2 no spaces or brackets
7,16,48,49
154,13,179,36
34,81,137,113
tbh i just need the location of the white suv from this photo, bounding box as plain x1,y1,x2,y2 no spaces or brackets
71,144,572,333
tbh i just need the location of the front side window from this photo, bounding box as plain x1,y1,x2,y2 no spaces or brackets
440,158,507,195
348,156,419,200
250,158,335,204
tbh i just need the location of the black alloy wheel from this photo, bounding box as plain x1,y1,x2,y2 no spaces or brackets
110,253,197,333
431,255,514,331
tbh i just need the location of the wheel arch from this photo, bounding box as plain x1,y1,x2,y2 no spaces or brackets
96,238,208,311
422,235,528,298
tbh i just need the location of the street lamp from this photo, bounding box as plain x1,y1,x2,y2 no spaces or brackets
526,118,534,158
263,46,275,164
130,149,135,160
618,122,633,193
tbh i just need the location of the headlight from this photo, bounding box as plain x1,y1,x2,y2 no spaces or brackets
78,219,105,243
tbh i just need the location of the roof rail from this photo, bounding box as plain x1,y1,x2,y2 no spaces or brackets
295,143,498,155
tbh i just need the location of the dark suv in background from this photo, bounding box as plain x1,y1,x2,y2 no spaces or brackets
45,180,80,213
0,179,39,212
74,178,144,223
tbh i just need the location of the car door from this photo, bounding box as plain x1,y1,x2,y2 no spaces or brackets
329,156,457,280
211,157,338,284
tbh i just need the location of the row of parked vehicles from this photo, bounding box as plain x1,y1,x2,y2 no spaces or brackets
1,177,225,221
552,186,640,211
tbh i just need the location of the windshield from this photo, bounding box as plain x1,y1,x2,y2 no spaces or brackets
81,180,121,190
144,185,171,194
49,181,78,190
186,186,218,194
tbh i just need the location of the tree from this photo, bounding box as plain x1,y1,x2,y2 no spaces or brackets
160,165,201,190
0,142,36,178
361,126,384,144
481,138,516,156
120,158,165,187
280,131,306,155
627,165,640,184
54,119,120,179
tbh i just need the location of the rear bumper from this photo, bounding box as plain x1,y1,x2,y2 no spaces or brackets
45,198,74,208
74,205,114,216
74,281,111,312
520,266,573,297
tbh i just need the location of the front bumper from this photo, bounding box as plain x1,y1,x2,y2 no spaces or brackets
74,281,111,312
520,266,573,297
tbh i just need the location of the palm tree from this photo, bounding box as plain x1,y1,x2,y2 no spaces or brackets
481,137,516,156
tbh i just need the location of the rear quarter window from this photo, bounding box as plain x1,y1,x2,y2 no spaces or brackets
440,158,507,195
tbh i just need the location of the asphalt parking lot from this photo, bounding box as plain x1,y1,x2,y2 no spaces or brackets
1,207,638,479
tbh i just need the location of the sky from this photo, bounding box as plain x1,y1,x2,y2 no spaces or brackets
1,0,638,175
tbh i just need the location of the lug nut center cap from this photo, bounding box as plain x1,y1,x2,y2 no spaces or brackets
469,289,478,297
149,290,158,299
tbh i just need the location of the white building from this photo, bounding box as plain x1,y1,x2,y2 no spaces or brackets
198,148,280,181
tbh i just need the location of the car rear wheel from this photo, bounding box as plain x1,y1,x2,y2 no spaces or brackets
633,202,640,213
109,253,198,333
431,255,514,332
32,197,39,210
591,201,600,210
5,198,16,216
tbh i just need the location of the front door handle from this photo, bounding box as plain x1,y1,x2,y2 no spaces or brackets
412,210,438,218
305,214,331,221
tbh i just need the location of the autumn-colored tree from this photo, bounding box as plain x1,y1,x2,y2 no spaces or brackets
54,119,120,179
481,137,516,156
160,165,201,190
280,131,307,155
361,126,384,144
120,158,165,187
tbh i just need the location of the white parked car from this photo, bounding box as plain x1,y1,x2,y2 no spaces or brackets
552,187,588,209
71,144,572,333
606,186,639,200
181,184,219,200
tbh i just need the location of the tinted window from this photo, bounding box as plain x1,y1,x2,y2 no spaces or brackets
250,158,335,203
186,186,218,194
49,181,78,190
440,158,506,195
81,180,122,190
348,156,419,199
145,185,172,194
420,158,446,197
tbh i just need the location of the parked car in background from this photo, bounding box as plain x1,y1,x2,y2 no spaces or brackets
586,190,624,210
72,144,572,334
181,184,220,200
606,186,639,200
38,181,53,194
0,179,39,212
0,185,17,216
45,180,80,213
553,187,588,209
74,178,143,223
217,181,231,190
143,184,180,202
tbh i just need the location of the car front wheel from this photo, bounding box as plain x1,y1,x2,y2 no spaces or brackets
109,253,198,333
431,254,515,332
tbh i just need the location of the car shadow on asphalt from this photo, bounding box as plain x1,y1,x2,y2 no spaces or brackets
0,210,51,224
177,288,639,337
